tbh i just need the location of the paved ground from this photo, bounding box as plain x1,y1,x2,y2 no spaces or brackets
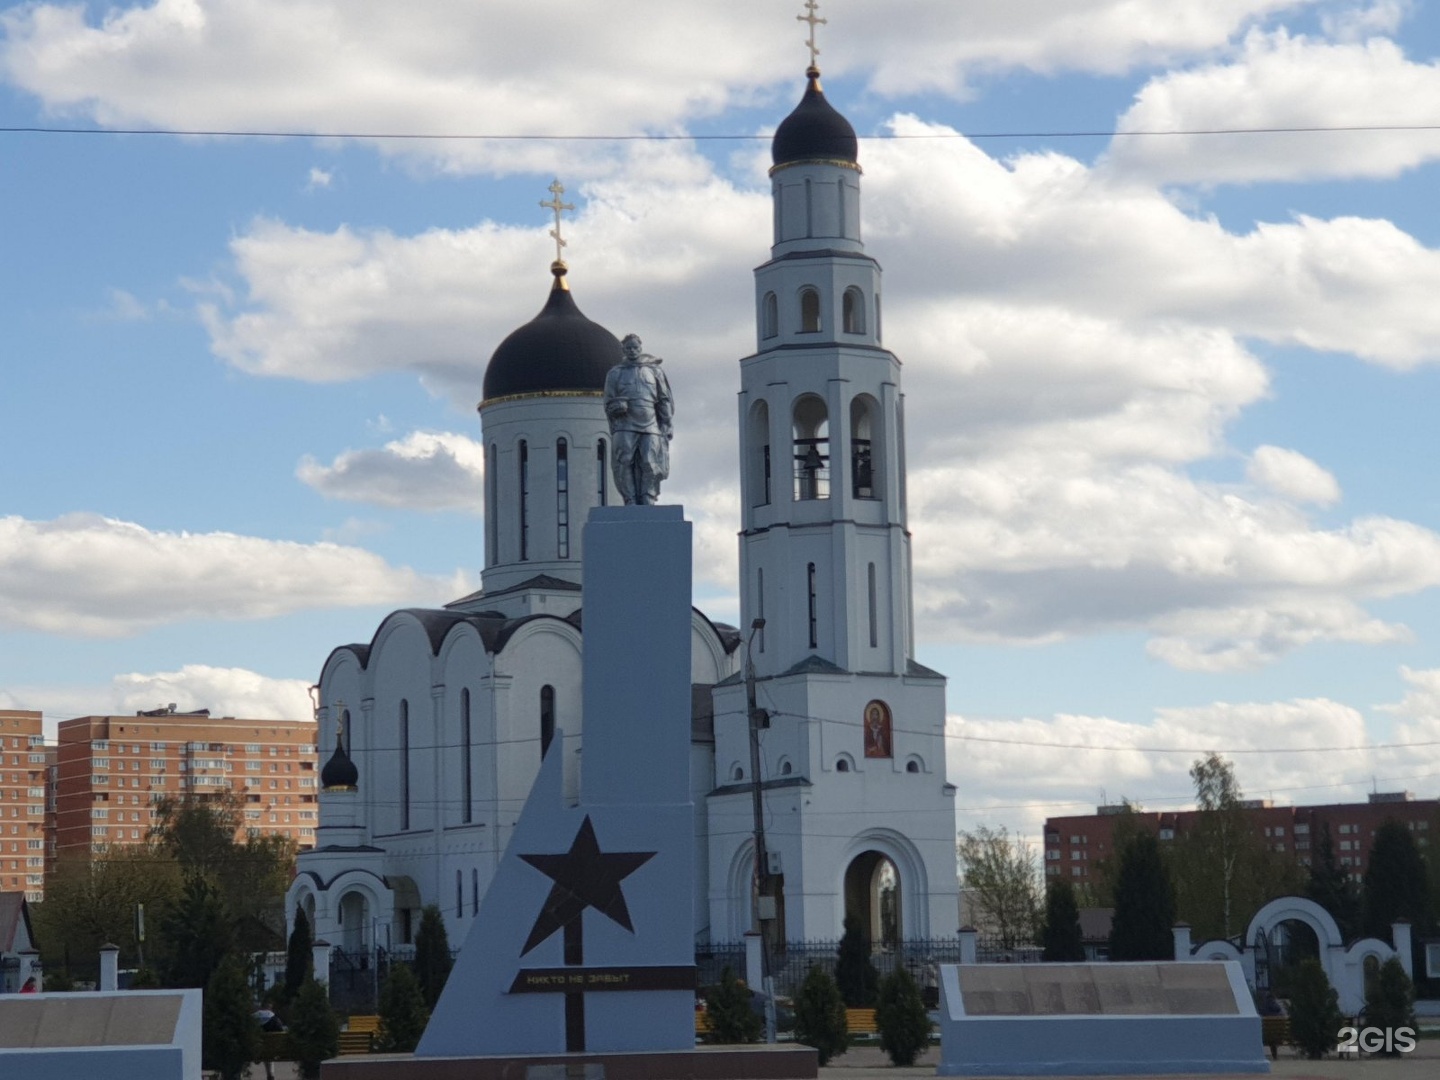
818,1039,1440,1080
244,1039,1440,1079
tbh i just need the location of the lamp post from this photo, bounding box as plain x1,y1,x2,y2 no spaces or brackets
745,617,777,1043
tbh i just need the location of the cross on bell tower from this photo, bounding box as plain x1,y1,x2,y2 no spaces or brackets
540,178,575,268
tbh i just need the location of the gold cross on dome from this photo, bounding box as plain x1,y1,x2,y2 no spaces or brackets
540,179,575,264
797,0,826,71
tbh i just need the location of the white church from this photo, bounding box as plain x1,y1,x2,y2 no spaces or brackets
288,56,960,958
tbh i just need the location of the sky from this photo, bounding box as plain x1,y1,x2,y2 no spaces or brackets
3,0,1440,839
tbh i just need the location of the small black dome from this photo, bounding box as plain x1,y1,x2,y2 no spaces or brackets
772,69,858,168
482,267,622,403
320,729,358,791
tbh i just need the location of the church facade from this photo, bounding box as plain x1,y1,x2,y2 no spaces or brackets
288,62,959,957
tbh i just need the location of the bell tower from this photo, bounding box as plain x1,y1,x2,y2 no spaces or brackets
706,8,958,948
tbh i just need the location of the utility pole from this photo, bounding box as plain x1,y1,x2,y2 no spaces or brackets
745,617,777,1043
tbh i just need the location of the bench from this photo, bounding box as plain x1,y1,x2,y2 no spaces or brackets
338,1015,381,1055
846,1008,878,1035
1260,1016,1290,1059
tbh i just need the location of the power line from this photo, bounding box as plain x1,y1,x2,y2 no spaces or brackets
3,123,1439,142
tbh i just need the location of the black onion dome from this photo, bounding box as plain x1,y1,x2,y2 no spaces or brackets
482,267,622,403
772,68,858,167
320,729,358,790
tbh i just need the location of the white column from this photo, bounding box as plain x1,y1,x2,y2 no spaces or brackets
99,943,119,991
18,949,40,991
312,939,332,986
1392,920,1413,978
959,926,978,965
1173,923,1193,960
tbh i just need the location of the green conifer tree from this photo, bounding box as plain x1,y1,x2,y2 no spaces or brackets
875,966,931,1067
834,916,879,1006
1364,956,1416,1056
792,965,849,1065
703,966,762,1044
377,964,430,1053
413,904,453,1011
202,954,260,1080
287,977,339,1080
1288,958,1344,1059
1109,832,1176,960
1040,879,1086,961
284,907,314,998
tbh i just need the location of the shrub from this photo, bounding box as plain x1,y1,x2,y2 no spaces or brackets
1364,956,1416,1056
284,907,314,999
376,964,430,1053
703,966,762,1044
875,966,931,1067
287,977,339,1079
1288,959,1344,1060
792,965,849,1065
413,904,454,1011
202,954,260,1080
834,916,879,1007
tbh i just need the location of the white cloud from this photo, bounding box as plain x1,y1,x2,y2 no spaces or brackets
298,430,486,512
1377,665,1440,720
0,513,472,637
1,1,1325,173
1108,29,1440,185
1321,0,1412,41
111,664,314,720
305,166,333,190
1246,445,1341,505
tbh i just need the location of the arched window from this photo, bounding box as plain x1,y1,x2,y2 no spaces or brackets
863,701,892,759
905,758,922,774
472,867,479,915
843,287,865,334
485,443,497,565
748,400,771,506
835,757,851,773
851,395,879,499
456,869,463,916
762,292,778,339
799,288,821,333
461,689,472,824
731,763,745,782
807,562,819,649
793,395,829,500
518,440,530,561
597,439,608,506
540,685,555,759
399,699,410,831
556,438,570,559
875,292,883,342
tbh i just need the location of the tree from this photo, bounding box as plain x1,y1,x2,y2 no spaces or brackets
413,904,453,1011
875,967,931,1067
287,977,339,1080
1363,819,1430,939
834,916,879,1007
1306,822,1360,941
1169,754,1300,942
1364,956,1416,1055
792,965,849,1065
956,826,1041,950
1288,958,1344,1059
1087,800,1147,907
203,953,260,1080
161,874,233,989
1040,879,1085,961
377,964,430,1053
284,907,314,998
1109,832,1175,960
703,966,762,1044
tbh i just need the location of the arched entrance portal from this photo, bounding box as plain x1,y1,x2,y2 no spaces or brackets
845,850,901,948
337,890,369,953
1256,918,1320,997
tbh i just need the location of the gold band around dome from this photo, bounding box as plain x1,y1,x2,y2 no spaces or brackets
769,158,862,177
479,389,605,410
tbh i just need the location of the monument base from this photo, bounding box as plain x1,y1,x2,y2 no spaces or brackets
322,1044,817,1080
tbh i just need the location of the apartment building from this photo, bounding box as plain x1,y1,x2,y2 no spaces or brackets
53,707,319,861
1045,791,1438,888
0,710,47,902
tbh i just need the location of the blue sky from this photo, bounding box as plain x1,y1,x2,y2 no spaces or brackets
3,0,1440,835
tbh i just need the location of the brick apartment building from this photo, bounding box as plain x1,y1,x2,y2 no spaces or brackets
0,710,47,902
1045,791,1438,889
53,707,319,863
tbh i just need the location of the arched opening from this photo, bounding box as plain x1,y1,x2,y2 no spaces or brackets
762,292,778,339
850,395,879,499
843,287,865,334
518,440,530,560
799,288,821,333
461,689,472,823
793,395,829,500
399,699,410,831
905,758,921,774
540,685,555,759
845,851,901,949
485,443,497,565
1259,918,1321,997
731,763,745,782
338,889,369,954
748,400,771,506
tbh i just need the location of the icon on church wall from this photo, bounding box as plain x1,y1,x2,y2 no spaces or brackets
863,700,892,758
